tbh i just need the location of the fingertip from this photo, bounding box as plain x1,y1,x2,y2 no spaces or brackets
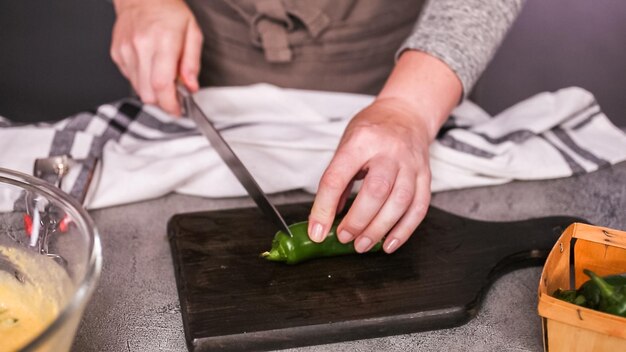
186,72,200,91
138,85,156,105
336,229,353,244
383,237,400,254
171,105,182,118
309,202,336,240
354,236,373,253
166,101,182,118
308,221,326,243
179,67,199,92
140,92,156,105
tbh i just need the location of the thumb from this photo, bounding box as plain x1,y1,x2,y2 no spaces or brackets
179,20,203,92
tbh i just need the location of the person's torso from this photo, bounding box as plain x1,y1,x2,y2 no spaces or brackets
185,0,424,94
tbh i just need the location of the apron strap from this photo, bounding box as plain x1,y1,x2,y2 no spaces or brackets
225,0,331,63
253,0,293,62
282,0,331,38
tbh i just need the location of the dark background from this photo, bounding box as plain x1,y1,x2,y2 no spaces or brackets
0,0,128,122
471,0,626,127
1,0,625,126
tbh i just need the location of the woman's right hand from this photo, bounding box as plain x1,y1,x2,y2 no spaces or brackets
110,0,203,116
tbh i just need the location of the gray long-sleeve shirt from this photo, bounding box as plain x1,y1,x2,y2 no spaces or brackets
403,0,526,94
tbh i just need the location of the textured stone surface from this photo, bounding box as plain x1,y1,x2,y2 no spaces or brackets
72,162,626,352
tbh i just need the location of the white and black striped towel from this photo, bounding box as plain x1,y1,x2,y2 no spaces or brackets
1,84,625,209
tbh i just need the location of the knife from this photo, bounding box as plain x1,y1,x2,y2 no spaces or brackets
176,84,294,237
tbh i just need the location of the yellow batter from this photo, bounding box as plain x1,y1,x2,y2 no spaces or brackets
0,246,72,352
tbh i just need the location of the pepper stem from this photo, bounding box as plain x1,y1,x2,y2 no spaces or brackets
260,249,284,262
584,269,623,304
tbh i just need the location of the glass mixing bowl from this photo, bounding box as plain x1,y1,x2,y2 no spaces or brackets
0,168,102,351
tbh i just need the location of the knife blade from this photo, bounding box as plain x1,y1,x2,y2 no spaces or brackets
176,84,294,237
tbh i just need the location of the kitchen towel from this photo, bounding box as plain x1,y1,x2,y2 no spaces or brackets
1,84,625,209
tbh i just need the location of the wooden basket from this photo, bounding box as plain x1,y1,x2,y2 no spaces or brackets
538,223,626,352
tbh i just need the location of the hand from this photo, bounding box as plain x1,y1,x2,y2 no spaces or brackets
308,50,463,254
308,99,432,254
110,0,203,116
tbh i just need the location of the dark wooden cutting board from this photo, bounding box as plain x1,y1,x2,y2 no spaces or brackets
167,203,585,352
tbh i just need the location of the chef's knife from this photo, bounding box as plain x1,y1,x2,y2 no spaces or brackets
176,84,293,237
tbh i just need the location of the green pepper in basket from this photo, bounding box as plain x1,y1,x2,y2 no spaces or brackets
577,271,626,310
553,288,587,306
261,221,383,264
553,269,626,318
583,269,626,317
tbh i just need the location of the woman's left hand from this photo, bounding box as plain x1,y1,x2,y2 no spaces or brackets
307,50,463,254
307,98,432,254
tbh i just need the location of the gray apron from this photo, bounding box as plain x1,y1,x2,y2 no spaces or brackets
185,0,424,94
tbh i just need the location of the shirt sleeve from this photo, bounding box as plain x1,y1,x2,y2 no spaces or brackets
399,0,525,96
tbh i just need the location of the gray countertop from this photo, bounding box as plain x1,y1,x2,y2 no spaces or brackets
72,161,626,352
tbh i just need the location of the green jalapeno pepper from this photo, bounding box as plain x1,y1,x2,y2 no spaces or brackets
553,269,626,318
261,221,383,264
584,269,626,317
